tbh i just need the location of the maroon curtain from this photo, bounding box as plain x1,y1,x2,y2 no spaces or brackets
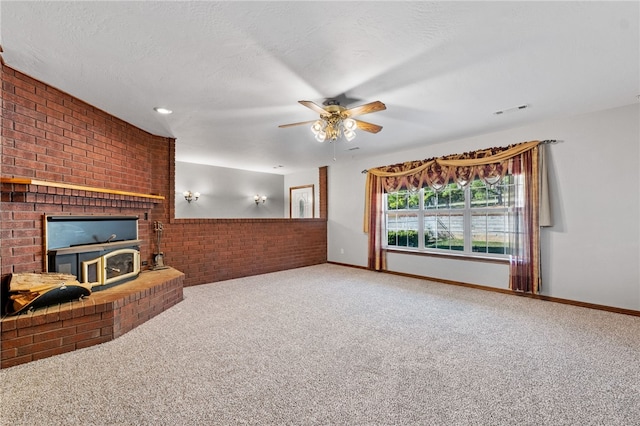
509,147,540,293
366,174,385,270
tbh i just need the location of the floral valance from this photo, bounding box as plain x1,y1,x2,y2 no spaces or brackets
366,140,540,193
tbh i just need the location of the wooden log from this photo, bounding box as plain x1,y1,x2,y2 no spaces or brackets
8,272,81,292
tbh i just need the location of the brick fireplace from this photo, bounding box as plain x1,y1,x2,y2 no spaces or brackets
0,180,184,367
1,65,327,367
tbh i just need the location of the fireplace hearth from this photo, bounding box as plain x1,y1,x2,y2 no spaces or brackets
1,267,185,368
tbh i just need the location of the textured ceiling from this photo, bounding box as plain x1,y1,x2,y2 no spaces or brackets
2,1,639,174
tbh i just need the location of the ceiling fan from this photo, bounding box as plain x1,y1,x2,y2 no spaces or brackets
279,100,386,142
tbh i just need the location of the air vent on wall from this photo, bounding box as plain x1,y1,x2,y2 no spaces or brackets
493,104,528,115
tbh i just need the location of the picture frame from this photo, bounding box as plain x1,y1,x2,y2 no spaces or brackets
289,184,314,218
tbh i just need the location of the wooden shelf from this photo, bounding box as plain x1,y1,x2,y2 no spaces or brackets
1,177,165,200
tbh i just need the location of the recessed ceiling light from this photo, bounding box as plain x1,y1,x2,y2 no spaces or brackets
153,107,173,114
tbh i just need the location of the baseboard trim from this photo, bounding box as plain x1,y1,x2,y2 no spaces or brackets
327,261,640,318
327,261,369,270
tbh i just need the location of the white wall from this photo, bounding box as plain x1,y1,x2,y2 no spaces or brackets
283,169,321,218
328,104,640,310
175,162,285,218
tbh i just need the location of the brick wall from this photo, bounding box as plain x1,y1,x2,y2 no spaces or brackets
1,65,327,290
165,219,327,286
1,67,168,192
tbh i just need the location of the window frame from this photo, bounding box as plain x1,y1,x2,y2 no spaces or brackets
383,178,516,261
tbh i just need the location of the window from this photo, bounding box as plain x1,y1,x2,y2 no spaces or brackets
384,175,520,258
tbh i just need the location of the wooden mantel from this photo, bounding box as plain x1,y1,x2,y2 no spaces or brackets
1,177,165,201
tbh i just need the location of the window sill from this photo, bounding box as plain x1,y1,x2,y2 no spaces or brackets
384,247,510,264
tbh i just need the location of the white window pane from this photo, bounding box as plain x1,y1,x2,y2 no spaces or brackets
471,212,509,254
386,190,420,210
386,213,419,248
425,213,463,251
435,183,465,210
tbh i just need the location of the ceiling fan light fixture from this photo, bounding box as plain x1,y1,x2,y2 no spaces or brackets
343,128,356,142
281,99,385,144
311,120,324,135
343,118,357,131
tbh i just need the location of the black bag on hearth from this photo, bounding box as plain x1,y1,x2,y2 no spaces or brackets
5,273,92,316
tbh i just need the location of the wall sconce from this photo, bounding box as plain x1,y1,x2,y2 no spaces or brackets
254,194,267,205
183,191,200,203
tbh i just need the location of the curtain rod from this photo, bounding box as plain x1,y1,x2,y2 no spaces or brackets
360,140,558,174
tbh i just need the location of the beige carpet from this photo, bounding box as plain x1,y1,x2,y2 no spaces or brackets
1,264,639,425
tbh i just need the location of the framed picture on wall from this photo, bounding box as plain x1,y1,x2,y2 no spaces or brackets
290,184,314,218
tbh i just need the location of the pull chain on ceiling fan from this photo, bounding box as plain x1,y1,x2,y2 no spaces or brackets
279,100,386,142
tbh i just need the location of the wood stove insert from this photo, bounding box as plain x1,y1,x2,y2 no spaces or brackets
45,215,141,290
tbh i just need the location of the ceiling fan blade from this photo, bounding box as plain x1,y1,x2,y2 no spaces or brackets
354,119,383,134
299,100,328,115
278,120,316,128
344,101,386,117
